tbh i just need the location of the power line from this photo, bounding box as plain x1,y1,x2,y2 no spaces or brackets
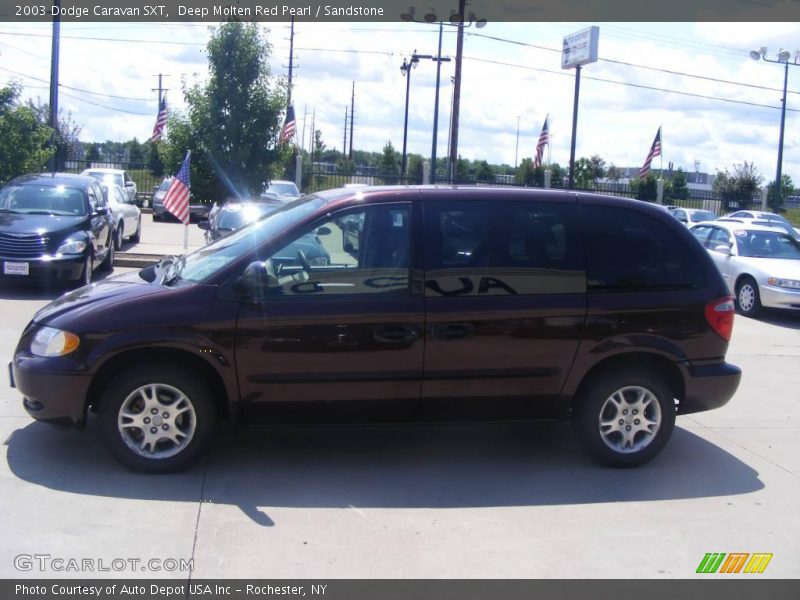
465,31,800,96
0,65,151,101
463,55,800,113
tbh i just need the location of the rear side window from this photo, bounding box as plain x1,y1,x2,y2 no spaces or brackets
581,204,707,291
424,199,585,296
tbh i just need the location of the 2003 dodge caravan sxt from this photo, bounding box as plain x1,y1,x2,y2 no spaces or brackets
10,187,741,472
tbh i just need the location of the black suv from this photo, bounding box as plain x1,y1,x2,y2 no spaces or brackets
0,173,116,286
10,187,741,472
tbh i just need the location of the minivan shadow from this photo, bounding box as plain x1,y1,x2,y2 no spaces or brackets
6,420,763,527
0,270,122,301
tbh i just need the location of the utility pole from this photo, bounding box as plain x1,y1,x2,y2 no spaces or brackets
349,82,355,159
514,116,521,169
286,17,296,105
301,104,308,153
151,73,170,107
48,0,61,171
343,107,348,159
310,108,316,160
448,0,466,181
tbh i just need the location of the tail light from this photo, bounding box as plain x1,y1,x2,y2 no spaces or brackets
705,296,735,341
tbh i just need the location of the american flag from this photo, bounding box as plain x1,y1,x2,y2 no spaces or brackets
639,127,662,178
149,98,168,143
280,105,296,144
534,115,549,168
163,152,191,225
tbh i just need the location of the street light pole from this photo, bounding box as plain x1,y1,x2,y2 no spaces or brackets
751,47,799,212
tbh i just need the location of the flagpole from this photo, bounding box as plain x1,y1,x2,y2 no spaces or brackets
659,126,663,178
547,114,551,166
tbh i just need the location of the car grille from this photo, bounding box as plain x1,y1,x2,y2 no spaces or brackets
0,232,49,259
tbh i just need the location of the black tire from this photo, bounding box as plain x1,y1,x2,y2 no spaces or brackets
131,216,141,242
100,235,115,272
114,224,123,250
735,276,762,317
97,364,216,473
573,367,676,467
153,213,161,222
74,253,93,288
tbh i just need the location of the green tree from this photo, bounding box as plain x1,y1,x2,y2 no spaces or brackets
473,160,494,182
84,142,101,164
670,168,689,200
631,174,659,201
606,164,622,182
335,156,355,174
161,22,287,201
572,157,595,189
25,97,81,170
406,153,424,184
312,129,326,159
713,161,762,210
0,84,53,183
378,141,399,178
767,174,794,210
127,137,145,163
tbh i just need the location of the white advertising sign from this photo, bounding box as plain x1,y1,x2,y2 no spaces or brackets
561,26,600,69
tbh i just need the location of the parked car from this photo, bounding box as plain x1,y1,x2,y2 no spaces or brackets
0,173,115,287
100,183,142,249
81,168,138,205
669,207,716,226
10,186,741,472
197,200,283,244
264,180,301,201
690,220,800,316
718,215,800,240
152,177,210,222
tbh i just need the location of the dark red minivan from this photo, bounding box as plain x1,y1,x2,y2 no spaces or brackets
9,187,741,472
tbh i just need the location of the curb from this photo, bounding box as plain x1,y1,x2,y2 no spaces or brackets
114,253,163,268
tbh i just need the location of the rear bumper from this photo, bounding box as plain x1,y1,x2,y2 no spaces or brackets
678,361,741,415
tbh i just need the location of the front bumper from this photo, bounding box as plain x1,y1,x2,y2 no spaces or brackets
760,284,800,311
10,353,91,427
1,255,85,282
678,361,741,415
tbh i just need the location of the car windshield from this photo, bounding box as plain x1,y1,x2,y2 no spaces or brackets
179,195,326,283
0,184,86,216
158,179,172,192
690,211,716,222
217,203,276,230
736,230,800,260
86,171,123,188
268,182,299,196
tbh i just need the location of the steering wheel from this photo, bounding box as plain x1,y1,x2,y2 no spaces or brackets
296,249,312,274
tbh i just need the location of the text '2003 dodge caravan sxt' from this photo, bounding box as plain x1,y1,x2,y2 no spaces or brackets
10,187,741,472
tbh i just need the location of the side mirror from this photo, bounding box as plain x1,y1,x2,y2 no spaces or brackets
713,244,732,256
95,207,108,216
125,181,135,188
197,220,210,231
233,261,276,297
316,226,332,236
679,217,688,223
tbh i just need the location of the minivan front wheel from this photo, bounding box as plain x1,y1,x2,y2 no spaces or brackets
98,365,216,472
573,369,675,467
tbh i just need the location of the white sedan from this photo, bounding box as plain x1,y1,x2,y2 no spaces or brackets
690,220,800,316
101,183,142,249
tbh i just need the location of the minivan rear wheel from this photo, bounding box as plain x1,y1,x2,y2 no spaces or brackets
98,365,216,472
573,368,676,467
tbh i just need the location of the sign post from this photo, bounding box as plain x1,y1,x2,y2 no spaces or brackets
562,26,599,189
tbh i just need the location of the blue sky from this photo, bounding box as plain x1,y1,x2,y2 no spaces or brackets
1,21,799,183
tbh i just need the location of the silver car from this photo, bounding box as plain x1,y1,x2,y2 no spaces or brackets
100,183,142,249
690,221,800,316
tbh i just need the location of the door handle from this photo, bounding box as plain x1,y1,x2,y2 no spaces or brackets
431,323,474,340
373,325,419,344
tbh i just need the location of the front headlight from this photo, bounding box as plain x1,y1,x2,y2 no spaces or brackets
57,239,87,255
30,327,80,357
767,277,800,290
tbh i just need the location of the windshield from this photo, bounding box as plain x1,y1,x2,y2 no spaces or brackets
690,211,716,222
217,203,277,230
179,195,326,283
736,230,800,260
268,182,299,196
86,171,123,188
158,179,172,192
0,184,86,216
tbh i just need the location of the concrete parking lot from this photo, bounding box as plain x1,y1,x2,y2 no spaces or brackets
0,218,798,579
